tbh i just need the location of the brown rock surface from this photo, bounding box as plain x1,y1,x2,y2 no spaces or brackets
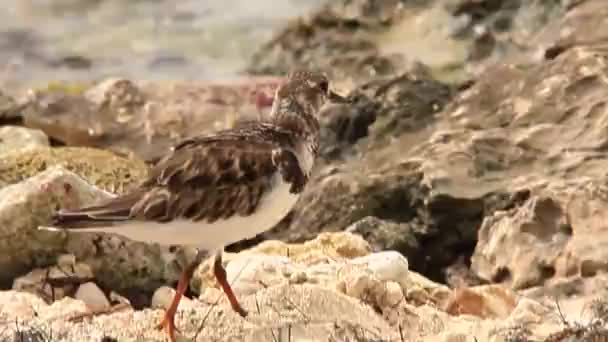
444,284,518,319
21,77,282,161
247,0,563,83
248,0,608,290
0,166,198,300
4,0,608,341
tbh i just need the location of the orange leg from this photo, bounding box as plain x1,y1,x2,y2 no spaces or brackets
156,250,204,342
212,250,248,317
156,249,247,342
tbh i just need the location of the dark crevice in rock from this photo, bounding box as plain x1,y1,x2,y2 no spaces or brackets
544,44,569,60
408,189,532,284
492,266,512,283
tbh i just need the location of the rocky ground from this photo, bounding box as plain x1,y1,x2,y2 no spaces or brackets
2,0,608,341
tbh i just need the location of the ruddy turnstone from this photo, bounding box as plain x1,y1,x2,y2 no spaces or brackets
43,69,349,342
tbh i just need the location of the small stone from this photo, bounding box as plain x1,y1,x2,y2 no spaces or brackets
444,285,518,319
109,291,131,306
57,254,76,268
151,286,193,311
199,287,224,305
224,255,291,296
507,298,552,327
13,260,94,303
289,271,308,284
380,281,404,307
75,282,110,311
350,251,410,287
0,125,49,156
343,273,380,300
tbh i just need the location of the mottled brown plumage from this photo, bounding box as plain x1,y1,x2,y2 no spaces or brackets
51,70,346,229
45,69,349,342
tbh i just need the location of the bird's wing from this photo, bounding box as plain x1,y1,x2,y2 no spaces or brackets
52,127,305,228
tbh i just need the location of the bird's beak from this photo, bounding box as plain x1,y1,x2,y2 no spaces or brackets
327,90,351,104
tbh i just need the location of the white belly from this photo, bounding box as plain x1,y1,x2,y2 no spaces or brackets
78,177,299,250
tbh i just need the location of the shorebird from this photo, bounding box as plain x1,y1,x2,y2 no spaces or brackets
44,69,349,342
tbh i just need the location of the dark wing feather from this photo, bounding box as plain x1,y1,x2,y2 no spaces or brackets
52,125,305,228
136,137,280,223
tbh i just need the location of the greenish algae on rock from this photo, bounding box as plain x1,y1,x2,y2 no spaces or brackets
0,146,148,194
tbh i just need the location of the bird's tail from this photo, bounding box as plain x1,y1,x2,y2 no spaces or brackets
42,191,142,231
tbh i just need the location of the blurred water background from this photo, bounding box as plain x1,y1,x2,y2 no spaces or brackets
0,0,325,92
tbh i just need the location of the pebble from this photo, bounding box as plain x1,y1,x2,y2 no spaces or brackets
151,286,193,311
350,251,410,287
74,282,110,311
0,125,49,155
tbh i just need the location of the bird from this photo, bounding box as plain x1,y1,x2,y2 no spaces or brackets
42,69,350,342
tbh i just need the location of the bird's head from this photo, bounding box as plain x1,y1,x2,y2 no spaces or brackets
270,69,349,120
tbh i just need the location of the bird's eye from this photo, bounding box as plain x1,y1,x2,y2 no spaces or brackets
319,81,328,93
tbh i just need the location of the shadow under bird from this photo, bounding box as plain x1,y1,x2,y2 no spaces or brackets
41,69,350,342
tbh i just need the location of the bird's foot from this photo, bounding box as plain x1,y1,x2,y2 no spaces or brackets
156,250,203,342
156,308,181,342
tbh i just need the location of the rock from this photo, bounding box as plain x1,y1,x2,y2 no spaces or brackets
13,256,94,303
197,233,372,293
49,55,93,70
0,291,48,320
21,77,283,161
522,272,608,305
248,1,608,299
222,251,409,313
247,0,411,83
195,233,409,314
244,231,372,262
444,255,489,288
317,69,454,162
0,284,398,342
317,94,377,161
265,163,427,244
44,296,90,320
247,0,563,84
444,285,518,319
226,230,372,266
0,166,109,287
151,286,194,311
348,250,410,287
0,90,22,120
74,282,110,311
404,271,452,307
472,178,608,290
0,248,604,342
259,158,506,284
0,146,147,193
0,125,49,155
223,254,292,296
345,216,419,256
235,67,498,286
472,195,568,289
0,166,195,299
534,0,608,61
